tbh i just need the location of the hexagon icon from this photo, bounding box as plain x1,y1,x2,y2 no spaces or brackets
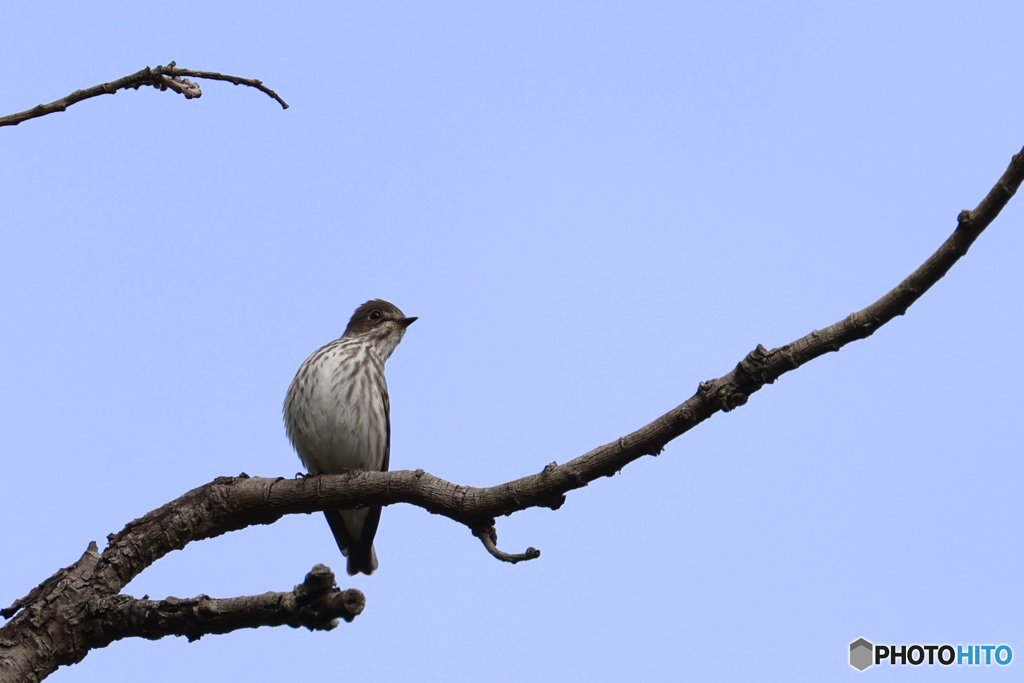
850,638,874,671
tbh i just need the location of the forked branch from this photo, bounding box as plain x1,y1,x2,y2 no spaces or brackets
0,62,288,128
2,147,1022,682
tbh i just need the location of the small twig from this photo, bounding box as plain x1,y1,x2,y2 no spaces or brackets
161,64,288,108
473,526,541,565
0,61,288,128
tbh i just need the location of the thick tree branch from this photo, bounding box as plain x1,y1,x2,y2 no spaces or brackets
67,147,1024,563
0,62,288,128
93,564,363,643
0,560,360,683
2,147,1021,682
107,150,1024,550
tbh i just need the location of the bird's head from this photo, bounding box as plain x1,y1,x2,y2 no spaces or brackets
343,299,417,360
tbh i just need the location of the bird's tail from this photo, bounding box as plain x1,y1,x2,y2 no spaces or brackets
346,542,378,577
323,509,381,576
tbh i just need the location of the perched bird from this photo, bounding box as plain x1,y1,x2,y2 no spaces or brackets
283,299,417,576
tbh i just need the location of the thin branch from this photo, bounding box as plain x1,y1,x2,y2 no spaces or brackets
163,66,288,108
473,527,541,564
0,61,288,128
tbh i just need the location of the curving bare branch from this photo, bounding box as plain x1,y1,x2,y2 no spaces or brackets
0,61,288,128
2,147,1021,682
474,526,542,564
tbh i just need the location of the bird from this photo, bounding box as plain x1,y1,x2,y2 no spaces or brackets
283,299,417,576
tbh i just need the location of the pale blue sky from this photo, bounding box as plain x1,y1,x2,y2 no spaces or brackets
2,2,1022,680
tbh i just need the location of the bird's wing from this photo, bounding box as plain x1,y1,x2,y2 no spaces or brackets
381,382,391,472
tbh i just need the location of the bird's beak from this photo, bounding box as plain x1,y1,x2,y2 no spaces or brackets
400,316,418,327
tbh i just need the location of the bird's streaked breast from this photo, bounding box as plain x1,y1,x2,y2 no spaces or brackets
284,337,389,475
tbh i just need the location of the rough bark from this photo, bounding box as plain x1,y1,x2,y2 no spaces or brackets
2,66,1022,683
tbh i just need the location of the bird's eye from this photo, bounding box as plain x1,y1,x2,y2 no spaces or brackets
369,310,383,321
